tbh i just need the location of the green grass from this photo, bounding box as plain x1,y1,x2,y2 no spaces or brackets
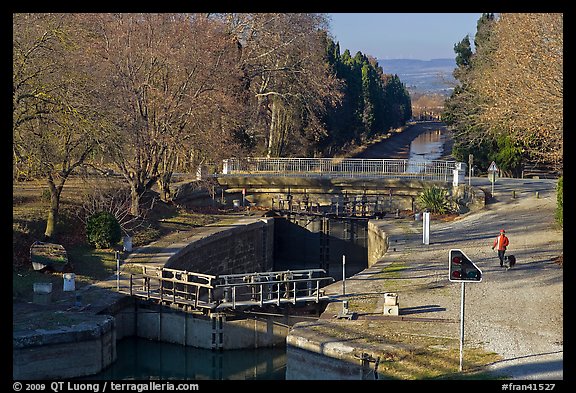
12,309,80,331
12,270,61,302
382,346,502,380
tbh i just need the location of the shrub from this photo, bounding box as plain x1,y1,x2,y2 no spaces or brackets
489,134,523,177
85,211,122,249
41,188,51,202
417,186,451,214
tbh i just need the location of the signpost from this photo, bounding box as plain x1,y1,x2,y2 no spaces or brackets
115,250,121,292
448,249,482,372
487,161,498,196
342,255,346,295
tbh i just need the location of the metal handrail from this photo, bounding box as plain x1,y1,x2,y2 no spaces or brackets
120,267,334,310
221,157,457,182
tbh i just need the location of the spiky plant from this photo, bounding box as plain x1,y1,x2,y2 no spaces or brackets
417,186,451,214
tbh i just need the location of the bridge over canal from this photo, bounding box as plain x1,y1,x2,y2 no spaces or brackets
215,157,467,215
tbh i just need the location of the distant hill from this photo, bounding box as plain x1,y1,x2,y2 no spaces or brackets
378,58,457,96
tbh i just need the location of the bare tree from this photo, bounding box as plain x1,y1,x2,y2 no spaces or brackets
13,13,98,239
475,13,563,170
83,13,243,213
221,13,342,157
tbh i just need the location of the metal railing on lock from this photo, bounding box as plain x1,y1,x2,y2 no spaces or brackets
120,266,218,310
214,269,334,310
118,266,334,311
221,157,456,181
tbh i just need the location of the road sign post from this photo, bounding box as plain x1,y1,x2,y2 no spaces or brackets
116,250,121,292
342,255,346,295
449,249,482,372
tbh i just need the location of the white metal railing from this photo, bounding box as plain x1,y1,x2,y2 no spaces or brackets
221,157,459,182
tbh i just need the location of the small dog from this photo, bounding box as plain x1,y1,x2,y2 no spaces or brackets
504,255,516,269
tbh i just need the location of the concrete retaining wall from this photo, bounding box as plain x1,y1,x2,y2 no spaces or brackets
165,218,274,275
111,302,291,350
13,314,116,380
286,345,365,380
218,177,449,212
285,321,376,380
367,220,389,267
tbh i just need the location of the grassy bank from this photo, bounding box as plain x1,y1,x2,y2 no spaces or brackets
13,176,223,302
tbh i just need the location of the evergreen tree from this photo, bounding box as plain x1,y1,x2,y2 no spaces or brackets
454,35,473,68
318,36,412,155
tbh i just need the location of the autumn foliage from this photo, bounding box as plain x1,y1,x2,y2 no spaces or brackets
443,13,562,174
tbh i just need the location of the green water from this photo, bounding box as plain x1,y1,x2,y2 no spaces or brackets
86,337,287,380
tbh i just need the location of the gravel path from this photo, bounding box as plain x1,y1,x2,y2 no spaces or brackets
349,177,564,380
331,121,563,380
453,178,563,380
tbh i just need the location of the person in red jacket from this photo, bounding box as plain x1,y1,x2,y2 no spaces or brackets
492,229,510,267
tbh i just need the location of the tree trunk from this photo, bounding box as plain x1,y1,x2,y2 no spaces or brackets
157,172,173,202
130,182,142,216
266,100,276,157
44,180,62,241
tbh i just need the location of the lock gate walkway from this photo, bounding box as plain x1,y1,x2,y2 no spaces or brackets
118,265,334,312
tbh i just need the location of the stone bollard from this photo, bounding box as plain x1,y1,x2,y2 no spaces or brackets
383,292,399,316
33,282,52,305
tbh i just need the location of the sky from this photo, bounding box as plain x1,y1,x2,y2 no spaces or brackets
327,13,483,61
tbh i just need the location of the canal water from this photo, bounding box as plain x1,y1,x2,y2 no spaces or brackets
406,128,446,173
85,337,287,380
86,126,445,381
408,128,445,162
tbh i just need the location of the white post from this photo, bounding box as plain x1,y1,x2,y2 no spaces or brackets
115,250,120,292
423,212,430,245
468,154,473,189
342,255,346,295
453,169,460,187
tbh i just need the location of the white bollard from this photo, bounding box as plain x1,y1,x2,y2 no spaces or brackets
423,212,430,245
